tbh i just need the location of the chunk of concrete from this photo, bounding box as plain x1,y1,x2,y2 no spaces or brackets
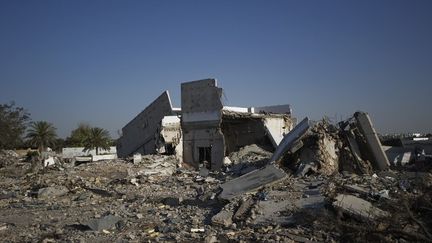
343,184,370,196
199,167,210,177
211,210,233,228
269,117,310,163
219,164,287,200
43,156,56,167
133,153,142,164
83,215,121,231
233,198,255,221
37,186,69,199
333,194,389,220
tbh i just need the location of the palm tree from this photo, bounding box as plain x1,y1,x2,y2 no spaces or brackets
83,127,111,155
67,123,91,146
26,121,57,152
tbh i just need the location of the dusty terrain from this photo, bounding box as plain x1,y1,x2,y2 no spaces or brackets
1,122,432,242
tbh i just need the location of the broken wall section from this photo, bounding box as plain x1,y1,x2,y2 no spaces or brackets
181,79,225,170
221,111,293,155
117,91,178,158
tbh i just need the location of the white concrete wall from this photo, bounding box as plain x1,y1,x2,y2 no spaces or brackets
92,154,117,161
62,146,117,159
263,117,292,148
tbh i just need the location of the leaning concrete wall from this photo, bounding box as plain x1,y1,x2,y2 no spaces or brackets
117,91,176,158
181,79,225,170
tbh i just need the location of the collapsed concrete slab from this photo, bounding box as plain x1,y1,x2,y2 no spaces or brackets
269,117,311,163
333,194,389,221
354,112,390,171
339,111,390,173
219,118,311,200
219,164,287,200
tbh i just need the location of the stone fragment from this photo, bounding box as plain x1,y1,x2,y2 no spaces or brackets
333,194,389,220
212,210,233,228
199,167,210,177
83,215,121,231
233,198,255,221
37,186,69,199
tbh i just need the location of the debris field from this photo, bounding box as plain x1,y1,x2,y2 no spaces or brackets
1,112,432,242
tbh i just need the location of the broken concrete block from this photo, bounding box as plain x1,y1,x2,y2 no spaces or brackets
133,154,142,164
333,194,389,220
83,215,121,231
354,112,390,170
233,198,255,221
223,157,232,165
43,156,56,167
343,184,370,196
199,167,210,177
37,186,68,199
211,210,233,228
190,228,205,233
219,164,287,200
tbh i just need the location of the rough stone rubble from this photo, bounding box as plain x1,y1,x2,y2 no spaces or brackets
1,112,432,242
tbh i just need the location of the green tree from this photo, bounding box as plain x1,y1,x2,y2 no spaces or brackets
52,138,65,152
83,127,111,155
66,123,91,147
0,102,30,149
26,121,57,152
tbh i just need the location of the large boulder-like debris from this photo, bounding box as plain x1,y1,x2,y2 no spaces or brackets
37,186,69,199
83,214,121,231
219,164,286,200
211,210,233,228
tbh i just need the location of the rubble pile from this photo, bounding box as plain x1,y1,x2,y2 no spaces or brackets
0,150,19,168
282,119,342,176
1,112,432,242
228,144,272,164
131,154,178,177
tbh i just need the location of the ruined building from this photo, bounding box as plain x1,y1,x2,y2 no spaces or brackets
117,78,296,170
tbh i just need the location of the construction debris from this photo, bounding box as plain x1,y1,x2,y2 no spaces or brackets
0,110,431,242
333,194,389,221
0,150,19,167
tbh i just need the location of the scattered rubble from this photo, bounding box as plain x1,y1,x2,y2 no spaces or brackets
1,111,431,242
0,150,19,167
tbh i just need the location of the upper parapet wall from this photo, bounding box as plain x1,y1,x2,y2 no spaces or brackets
181,78,223,124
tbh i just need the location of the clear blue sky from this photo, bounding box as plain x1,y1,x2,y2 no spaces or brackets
1,0,431,138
